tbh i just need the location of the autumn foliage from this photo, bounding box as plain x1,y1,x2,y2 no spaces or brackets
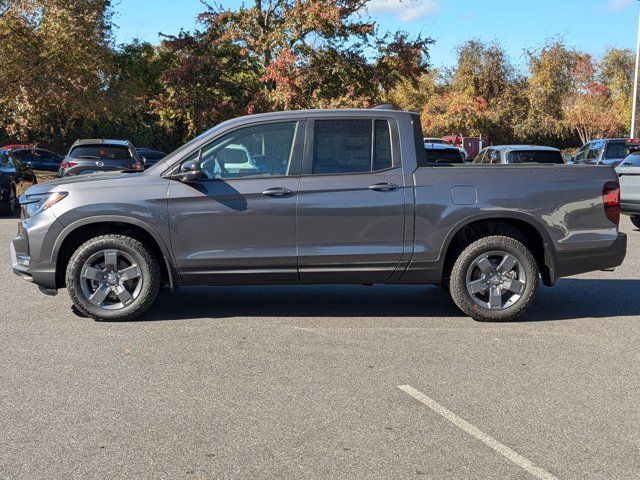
0,1,635,152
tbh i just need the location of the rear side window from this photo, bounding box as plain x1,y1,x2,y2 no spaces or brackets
507,150,564,164
70,145,132,160
312,119,393,174
424,148,463,164
603,141,632,160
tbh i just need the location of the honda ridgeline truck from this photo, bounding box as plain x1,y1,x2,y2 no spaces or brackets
10,108,627,322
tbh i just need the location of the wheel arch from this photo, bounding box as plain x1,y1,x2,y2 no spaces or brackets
52,216,177,289
440,212,557,287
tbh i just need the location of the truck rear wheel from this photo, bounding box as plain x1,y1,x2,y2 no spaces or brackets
630,216,640,229
66,234,161,321
449,235,539,322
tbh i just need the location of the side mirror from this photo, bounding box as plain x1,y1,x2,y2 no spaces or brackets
173,158,203,182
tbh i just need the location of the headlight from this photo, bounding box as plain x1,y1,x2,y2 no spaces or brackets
21,192,68,218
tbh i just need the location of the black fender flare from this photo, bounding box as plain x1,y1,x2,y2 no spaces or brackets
51,215,179,289
437,211,558,285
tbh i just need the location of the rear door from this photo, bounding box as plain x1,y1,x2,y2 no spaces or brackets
296,117,406,283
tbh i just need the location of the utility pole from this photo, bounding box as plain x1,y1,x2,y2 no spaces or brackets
631,2,640,138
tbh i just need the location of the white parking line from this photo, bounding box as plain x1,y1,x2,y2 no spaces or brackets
398,385,559,480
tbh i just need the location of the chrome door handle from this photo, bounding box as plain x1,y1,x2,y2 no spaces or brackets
262,187,293,197
369,182,399,192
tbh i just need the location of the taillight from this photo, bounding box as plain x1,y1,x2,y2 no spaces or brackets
603,181,620,225
60,160,77,169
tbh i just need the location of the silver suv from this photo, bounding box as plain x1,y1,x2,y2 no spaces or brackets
58,139,143,177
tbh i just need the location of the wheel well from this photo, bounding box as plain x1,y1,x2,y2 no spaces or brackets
442,219,551,286
55,222,169,288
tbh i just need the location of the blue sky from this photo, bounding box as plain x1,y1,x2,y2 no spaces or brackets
113,0,640,70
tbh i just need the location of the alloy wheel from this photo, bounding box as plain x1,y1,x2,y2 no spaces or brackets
465,250,526,310
79,249,143,310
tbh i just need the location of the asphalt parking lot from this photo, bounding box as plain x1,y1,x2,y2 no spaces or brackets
1,216,639,480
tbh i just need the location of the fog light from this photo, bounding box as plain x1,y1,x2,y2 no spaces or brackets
16,254,30,267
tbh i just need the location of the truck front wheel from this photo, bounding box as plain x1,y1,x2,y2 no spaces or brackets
449,235,539,322
66,234,161,321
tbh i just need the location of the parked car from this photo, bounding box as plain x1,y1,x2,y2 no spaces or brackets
424,142,465,163
58,139,143,177
572,138,638,167
424,137,467,161
12,108,626,323
135,147,166,169
615,151,640,229
474,145,565,164
0,149,37,216
0,144,35,151
13,148,63,172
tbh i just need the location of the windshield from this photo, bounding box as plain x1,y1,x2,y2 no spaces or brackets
70,145,132,160
603,141,632,160
507,150,564,164
620,152,640,166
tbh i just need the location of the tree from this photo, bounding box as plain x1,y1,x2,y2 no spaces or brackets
0,0,115,148
600,47,634,134
520,40,581,144
421,91,489,137
451,39,513,103
153,0,432,137
564,88,622,143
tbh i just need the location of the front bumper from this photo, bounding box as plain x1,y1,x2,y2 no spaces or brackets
552,232,627,281
11,214,62,291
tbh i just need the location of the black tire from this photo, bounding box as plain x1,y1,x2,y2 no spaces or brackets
630,216,640,229
0,186,17,217
66,234,161,321
449,235,539,322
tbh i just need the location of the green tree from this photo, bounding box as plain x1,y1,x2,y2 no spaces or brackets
0,0,115,148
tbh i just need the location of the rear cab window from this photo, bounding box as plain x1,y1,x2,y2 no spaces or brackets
69,145,133,160
507,150,564,164
423,148,464,164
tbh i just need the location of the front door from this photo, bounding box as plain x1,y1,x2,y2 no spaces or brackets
296,117,407,283
167,120,304,285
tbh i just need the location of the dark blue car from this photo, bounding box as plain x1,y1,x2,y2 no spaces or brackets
13,147,63,172
0,149,37,216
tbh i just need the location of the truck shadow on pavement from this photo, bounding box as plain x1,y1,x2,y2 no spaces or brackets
139,279,640,323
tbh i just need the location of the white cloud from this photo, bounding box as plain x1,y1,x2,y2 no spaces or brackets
367,0,438,21
609,0,634,10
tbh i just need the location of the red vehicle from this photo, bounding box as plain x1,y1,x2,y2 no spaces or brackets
443,135,483,160
1,144,35,151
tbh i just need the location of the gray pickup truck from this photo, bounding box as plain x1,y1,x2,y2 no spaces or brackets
10,108,627,322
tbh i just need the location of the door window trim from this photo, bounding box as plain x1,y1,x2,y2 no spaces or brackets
300,116,401,176
165,119,306,181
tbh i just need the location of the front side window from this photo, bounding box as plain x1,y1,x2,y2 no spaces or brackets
575,143,589,162
586,141,603,162
199,121,298,180
311,119,393,175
